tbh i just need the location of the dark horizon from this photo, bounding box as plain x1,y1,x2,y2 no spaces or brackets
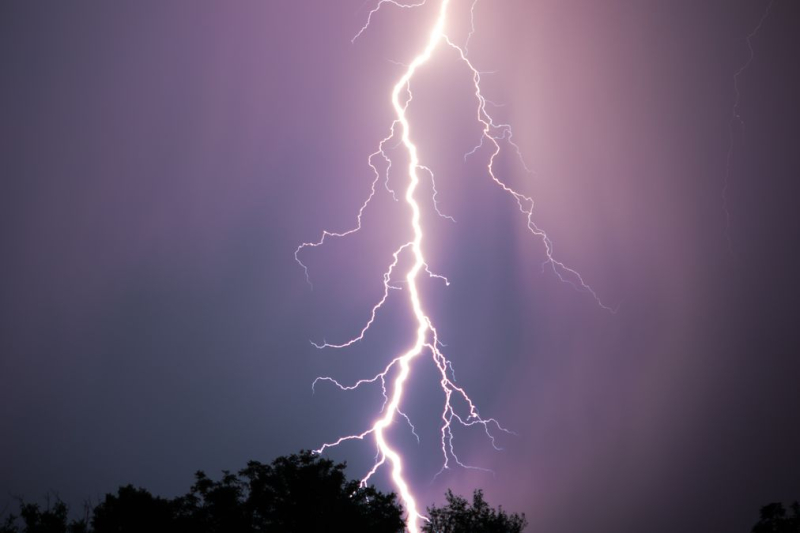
1,1,799,532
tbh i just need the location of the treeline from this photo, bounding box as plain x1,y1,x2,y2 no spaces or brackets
0,450,526,533
3,449,795,532
752,502,800,533
1,451,403,533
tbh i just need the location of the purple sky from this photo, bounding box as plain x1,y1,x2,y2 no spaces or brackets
1,1,799,531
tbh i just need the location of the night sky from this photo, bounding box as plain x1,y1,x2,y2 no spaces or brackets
1,1,799,532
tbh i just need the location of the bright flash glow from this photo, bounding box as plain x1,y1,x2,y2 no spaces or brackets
295,1,610,531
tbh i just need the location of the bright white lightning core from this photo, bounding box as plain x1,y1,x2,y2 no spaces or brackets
295,1,610,531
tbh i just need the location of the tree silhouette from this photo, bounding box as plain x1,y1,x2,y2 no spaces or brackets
422,489,527,533
5,461,795,533
91,486,173,533
237,451,404,532
175,469,249,532
751,502,800,533
170,451,405,533
0,498,87,533
1,451,403,533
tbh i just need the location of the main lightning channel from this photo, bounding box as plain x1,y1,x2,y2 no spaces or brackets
338,3,453,530
296,1,610,531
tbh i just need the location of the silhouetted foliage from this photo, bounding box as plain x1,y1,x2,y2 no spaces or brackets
0,498,87,533
752,502,800,533
168,451,405,533
92,486,173,533
4,477,798,533
422,489,527,533
234,452,405,533
0,451,404,533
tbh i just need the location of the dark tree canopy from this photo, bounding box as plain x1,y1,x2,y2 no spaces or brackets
0,500,87,533
422,489,527,533
92,485,174,533
10,450,794,533
1,451,404,533
232,453,405,533
751,502,800,533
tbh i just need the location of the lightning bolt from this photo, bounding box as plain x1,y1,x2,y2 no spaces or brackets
722,0,775,251
295,1,611,530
